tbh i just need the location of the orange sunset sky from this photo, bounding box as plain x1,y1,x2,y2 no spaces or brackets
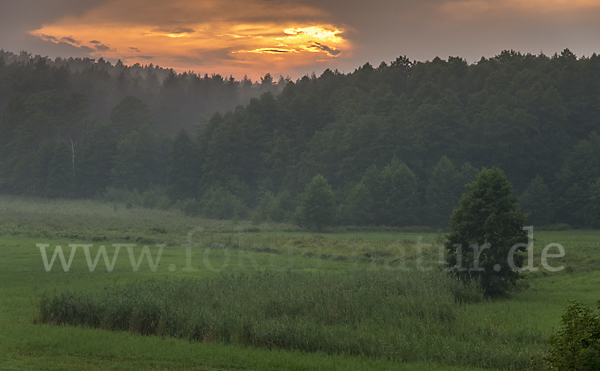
2,0,600,79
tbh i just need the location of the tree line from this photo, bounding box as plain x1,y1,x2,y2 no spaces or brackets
1,48,600,228
0,50,285,135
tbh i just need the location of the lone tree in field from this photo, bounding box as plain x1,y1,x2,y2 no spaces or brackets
297,174,336,231
445,167,528,296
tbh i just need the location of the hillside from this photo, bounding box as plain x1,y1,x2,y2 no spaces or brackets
1,49,600,228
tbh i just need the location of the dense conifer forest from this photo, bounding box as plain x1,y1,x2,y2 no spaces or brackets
1,48,600,228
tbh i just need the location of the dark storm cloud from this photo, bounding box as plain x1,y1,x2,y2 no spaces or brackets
61,36,78,44
311,42,340,56
129,47,141,52
57,42,94,53
94,43,113,52
39,34,59,42
25,33,96,58
33,30,108,54
262,49,290,53
28,32,96,58
151,26,196,35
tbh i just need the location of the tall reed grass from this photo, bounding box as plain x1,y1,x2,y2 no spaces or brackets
37,269,543,369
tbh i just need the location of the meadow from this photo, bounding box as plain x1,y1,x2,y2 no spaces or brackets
1,195,599,370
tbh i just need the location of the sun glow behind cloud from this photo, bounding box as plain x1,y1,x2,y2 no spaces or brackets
28,0,349,79
239,26,344,56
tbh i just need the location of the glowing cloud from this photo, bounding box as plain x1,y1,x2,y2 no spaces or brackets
236,25,344,56
28,0,350,78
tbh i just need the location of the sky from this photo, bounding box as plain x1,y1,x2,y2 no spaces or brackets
1,0,600,80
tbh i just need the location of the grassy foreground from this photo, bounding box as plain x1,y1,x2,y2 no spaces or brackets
1,195,600,370
37,270,530,368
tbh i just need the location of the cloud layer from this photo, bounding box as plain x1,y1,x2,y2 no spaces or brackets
1,0,600,78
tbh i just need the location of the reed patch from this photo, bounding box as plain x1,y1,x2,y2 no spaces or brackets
37,269,544,369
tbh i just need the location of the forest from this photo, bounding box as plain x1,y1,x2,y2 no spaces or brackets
1,48,600,229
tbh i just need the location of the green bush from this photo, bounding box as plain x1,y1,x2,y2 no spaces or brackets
533,300,600,370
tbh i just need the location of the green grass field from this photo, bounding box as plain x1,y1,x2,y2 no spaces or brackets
1,196,599,370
